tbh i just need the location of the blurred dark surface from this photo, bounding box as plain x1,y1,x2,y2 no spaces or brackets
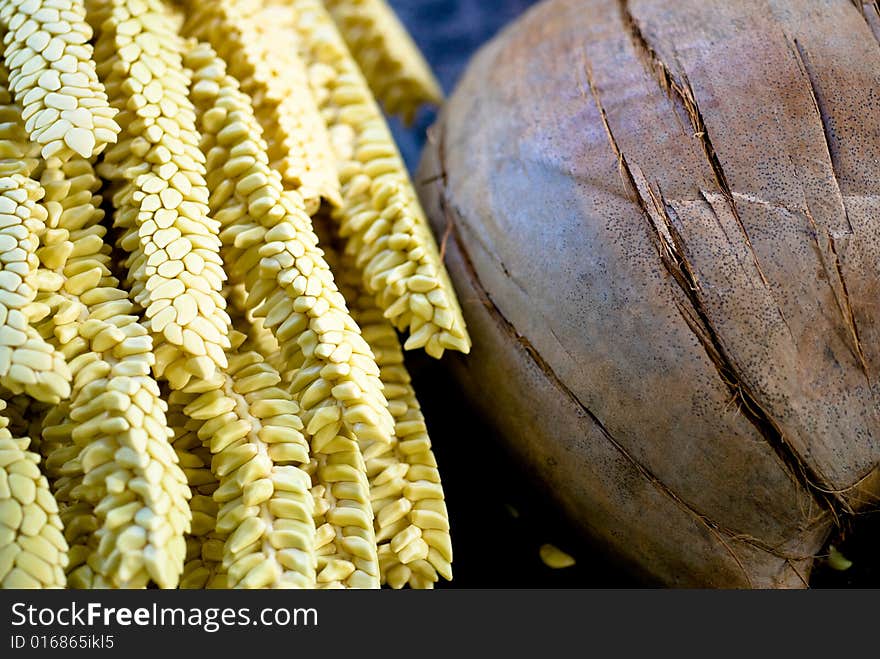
385,0,880,588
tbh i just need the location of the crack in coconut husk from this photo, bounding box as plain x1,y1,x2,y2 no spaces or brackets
429,124,832,583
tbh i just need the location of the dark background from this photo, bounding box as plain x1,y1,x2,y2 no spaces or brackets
386,0,878,588
387,0,538,171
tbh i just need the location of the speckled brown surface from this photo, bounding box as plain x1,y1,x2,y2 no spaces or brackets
418,0,880,587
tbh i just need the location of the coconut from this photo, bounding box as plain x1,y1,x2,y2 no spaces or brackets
417,0,880,587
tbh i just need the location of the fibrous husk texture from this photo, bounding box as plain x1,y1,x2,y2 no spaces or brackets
417,0,880,588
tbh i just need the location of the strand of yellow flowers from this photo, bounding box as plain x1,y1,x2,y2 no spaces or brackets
225,284,286,380
0,394,42,443
169,324,318,588
0,64,71,404
0,399,68,587
86,0,232,391
181,0,339,214
167,402,228,589
186,40,387,587
288,0,470,359
319,219,451,588
0,0,121,161
33,156,191,588
323,0,442,124
0,0,461,592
